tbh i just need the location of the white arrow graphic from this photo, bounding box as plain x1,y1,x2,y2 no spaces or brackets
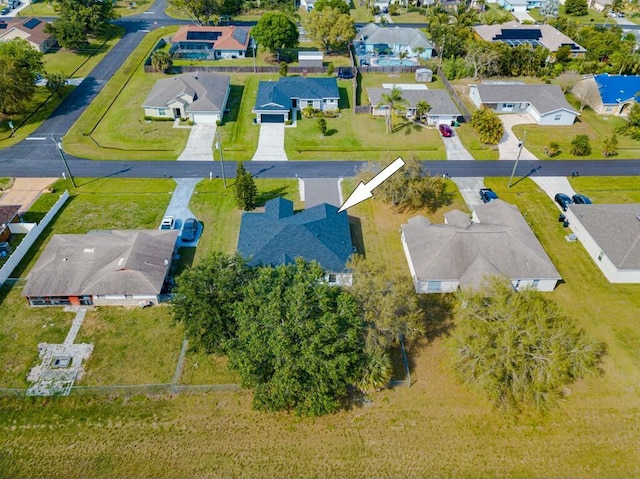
338,157,405,213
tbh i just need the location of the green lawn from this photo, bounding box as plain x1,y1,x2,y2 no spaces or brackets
0,178,13,190
528,6,609,23
19,0,153,16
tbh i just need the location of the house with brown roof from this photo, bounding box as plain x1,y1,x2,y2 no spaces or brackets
401,200,561,293
0,17,56,52
22,230,179,306
0,205,21,243
170,25,251,60
469,83,578,125
142,72,230,123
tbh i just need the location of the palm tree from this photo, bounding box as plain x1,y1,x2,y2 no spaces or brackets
151,50,173,73
377,87,409,133
413,45,426,63
356,347,392,394
415,100,431,122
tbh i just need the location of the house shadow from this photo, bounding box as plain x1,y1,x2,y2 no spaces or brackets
172,246,196,278
348,215,365,257
338,86,350,109
255,186,292,207
222,84,244,124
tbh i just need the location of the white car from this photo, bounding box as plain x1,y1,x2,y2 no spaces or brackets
160,216,174,230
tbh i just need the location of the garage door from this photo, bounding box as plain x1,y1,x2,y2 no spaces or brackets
261,114,285,123
191,113,218,124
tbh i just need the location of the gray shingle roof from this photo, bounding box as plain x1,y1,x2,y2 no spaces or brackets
401,200,561,285
254,77,339,111
367,87,460,115
473,21,586,53
474,84,577,115
569,203,640,269
237,197,353,273
357,23,433,50
22,230,178,297
142,73,230,113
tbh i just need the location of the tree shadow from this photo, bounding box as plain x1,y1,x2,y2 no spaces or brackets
418,293,455,341
324,128,338,137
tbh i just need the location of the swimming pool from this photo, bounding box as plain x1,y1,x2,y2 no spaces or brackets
373,57,417,67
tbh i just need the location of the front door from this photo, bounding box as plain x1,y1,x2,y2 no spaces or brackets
174,108,181,118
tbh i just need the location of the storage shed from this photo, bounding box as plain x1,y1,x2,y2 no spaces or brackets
415,68,433,83
298,51,323,68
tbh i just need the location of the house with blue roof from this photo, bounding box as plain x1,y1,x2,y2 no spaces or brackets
573,74,640,116
237,197,355,285
253,77,340,123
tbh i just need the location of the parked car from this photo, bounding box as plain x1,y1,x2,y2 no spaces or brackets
479,188,498,203
572,194,592,204
337,67,354,79
0,7,9,14
438,124,453,137
160,216,174,230
554,193,572,211
181,217,198,242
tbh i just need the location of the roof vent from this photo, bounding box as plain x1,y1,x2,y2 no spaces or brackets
164,259,169,266
83,248,95,253
118,258,125,266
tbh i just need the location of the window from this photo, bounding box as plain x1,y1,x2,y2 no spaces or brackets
307,100,313,107
323,99,327,103
606,106,613,112
532,279,540,289
554,114,562,121
328,274,337,283
158,108,166,116
427,281,441,292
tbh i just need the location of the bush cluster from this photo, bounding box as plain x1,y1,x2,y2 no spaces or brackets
301,106,339,119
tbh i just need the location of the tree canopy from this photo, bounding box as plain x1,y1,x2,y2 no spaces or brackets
314,0,350,14
450,277,605,413
168,0,243,25
0,57,36,115
0,38,44,80
233,161,257,210
471,107,504,145
304,7,355,53
46,0,118,49
228,259,366,416
251,12,299,53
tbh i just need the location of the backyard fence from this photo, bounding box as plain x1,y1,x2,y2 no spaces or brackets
357,65,421,74
437,67,472,123
0,383,242,398
145,65,328,74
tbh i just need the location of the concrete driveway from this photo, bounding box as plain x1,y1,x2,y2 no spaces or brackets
451,177,486,209
178,124,216,161
300,178,342,207
498,113,538,161
252,123,288,161
531,177,577,211
0,178,58,212
443,132,474,160
162,178,202,247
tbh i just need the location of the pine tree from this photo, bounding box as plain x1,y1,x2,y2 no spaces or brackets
234,161,257,210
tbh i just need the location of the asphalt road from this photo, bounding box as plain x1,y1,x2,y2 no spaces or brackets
1,3,640,180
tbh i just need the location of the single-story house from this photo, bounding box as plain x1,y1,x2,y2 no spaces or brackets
497,0,529,12
22,229,179,306
474,21,587,58
253,77,339,124
469,83,579,125
171,25,251,60
356,23,434,59
401,200,562,293
573,74,640,116
367,86,461,125
237,197,354,285
298,50,323,68
300,0,348,9
0,205,21,243
563,204,640,283
142,73,231,123
589,0,612,12
0,17,57,52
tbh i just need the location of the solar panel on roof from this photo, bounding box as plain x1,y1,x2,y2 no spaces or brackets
186,31,222,41
231,28,248,45
495,28,542,41
23,18,42,29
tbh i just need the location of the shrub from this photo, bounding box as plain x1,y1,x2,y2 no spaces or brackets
279,61,288,77
317,118,327,135
564,0,588,15
570,134,591,156
388,3,400,14
471,107,504,145
602,134,618,157
544,142,560,157
326,62,334,76
144,116,174,122
216,119,222,126
284,119,292,125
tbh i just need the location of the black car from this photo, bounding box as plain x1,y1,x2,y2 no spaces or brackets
479,188,498,203
337,67,354,79
0,7,9,14
181,217,198,242
572,193,592,204
554,193,572,211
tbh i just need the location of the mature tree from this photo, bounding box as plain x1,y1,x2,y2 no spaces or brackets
151,49,173,73
172,252,252,354
228,259,366,416
0,58,36,114
450,277,605,413
564,0,588,15
628,102,640,127
348,255,426,351
602,134,618,157
571,134,592,156
0,38,44,81
465,41,501,79
415,100,431,121
578,25,626,62
377,86,409,133
552,70,581,93
304,7,356,53
169,0,243,25
356,157,453,212
471,107,504,145
45,72,68,99
46,0,118,48
314,0,350,14
251,12,298,53
234,161,257,210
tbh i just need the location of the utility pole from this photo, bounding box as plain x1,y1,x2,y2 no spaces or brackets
52,134,76,188
214,130,227,188
508,131,526,188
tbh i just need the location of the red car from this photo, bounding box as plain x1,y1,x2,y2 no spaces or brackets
439,124,453,137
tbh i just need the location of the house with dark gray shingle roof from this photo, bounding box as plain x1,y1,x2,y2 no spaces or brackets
469,83,578,125
142,73,230,124
564,203,640,283
401,200,561,293
253,77,339,123
237,197,354,285
367,86,461,125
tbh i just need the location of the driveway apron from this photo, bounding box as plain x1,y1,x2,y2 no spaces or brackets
498,114,538,161
252,123,288,161
163,178,202,246
451,177,487,210
178,124,216,161
301,178,342,207
443,133,475,160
